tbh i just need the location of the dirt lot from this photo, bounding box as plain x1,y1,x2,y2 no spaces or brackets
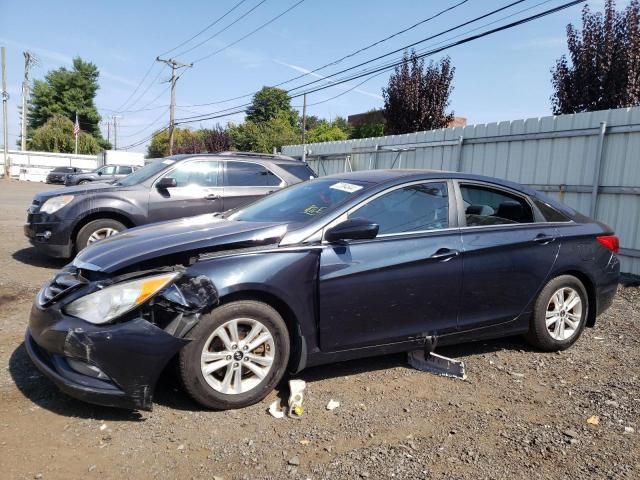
0,179,638,479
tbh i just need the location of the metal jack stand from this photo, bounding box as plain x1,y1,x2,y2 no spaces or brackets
408,337,467,380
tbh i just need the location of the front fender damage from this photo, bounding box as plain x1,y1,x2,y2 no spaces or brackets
61,274,219,410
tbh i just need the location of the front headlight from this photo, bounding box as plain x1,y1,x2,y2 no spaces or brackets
40,195,75,214
65,272,179,325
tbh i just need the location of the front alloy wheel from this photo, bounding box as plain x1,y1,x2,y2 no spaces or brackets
179,300,290,410
200,318,275,395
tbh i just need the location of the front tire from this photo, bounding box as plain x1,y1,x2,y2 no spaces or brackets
179,301,290,410
76,218,125,251
78,179,91,185
525,275,589,351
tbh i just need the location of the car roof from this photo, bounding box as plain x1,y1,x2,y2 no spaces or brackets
167,151,301,164
321,169,539,196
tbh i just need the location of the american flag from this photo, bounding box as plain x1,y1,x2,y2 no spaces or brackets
73,114,80,138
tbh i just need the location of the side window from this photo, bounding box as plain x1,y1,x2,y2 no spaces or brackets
118,166,133,175
225,161,281,187
99,166,116,175
533,198,570,222
350,182,449,235
460,184,533,226
162,160,221,187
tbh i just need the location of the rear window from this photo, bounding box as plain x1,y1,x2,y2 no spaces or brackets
52,167,73,173
277,163,316,180
533,199,570,222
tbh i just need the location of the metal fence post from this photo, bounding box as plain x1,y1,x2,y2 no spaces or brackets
589,122,607,218
455,135,464,172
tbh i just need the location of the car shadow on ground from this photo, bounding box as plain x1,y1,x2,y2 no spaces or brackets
12,247,68,269
9,336,536,419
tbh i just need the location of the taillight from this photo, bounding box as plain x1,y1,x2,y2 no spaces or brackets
596,235,619,254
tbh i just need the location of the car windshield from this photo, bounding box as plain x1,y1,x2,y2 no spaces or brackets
115,158,173,186
229,178,369,224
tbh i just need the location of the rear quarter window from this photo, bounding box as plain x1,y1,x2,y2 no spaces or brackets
276,163,316,181
533,199,571,222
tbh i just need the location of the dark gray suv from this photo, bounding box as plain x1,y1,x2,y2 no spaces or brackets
25,152,315,258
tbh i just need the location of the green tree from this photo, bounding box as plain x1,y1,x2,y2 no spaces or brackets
350,122,385,139
306,120,349,143
551,0,640,114
245,86,298,126
30,114,101,154
28,57,108,149
147,128,205,158
228,111,299,153
383,51,455,135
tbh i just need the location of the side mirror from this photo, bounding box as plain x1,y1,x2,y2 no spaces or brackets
97,171,103,175
325,218,379,243
156,177,177,189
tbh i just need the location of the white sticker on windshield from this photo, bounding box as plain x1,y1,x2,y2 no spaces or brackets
330,182,363,193
162,159,175,165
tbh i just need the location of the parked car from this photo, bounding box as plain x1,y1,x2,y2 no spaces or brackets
25,152,316,258
25,169,619,411
64,164,138,186
46,167,85,184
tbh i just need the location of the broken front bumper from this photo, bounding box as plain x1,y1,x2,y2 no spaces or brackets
26,302,188,411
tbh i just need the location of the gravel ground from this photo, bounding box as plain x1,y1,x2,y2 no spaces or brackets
0,180,638,479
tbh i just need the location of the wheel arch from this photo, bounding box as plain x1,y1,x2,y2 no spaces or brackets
217,290,306,373
71,210,136,247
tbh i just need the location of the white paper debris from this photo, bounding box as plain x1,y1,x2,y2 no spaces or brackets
326,399,340,411
268,400,285,419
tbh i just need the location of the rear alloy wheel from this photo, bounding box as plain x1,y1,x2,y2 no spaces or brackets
76,219,126,250
78,180,91,185
525,275,588,351
179,301,290,410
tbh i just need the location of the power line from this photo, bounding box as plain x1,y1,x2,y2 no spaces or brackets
113,61,157,112
177,0,521,108
174,0,585,125
190,0,307,64
173,0,268,59
158,0,251,57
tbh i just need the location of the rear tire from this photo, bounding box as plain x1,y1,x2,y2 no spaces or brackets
78,180,91,185
525,275,589,351
179,300,290,410
75,218,126,251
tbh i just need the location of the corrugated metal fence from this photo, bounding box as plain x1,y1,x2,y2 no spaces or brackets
282,106,640,275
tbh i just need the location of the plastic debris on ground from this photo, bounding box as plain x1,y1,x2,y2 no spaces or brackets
326,399,340,411
268,400,285,419
408,350,467,380
288,379,306,417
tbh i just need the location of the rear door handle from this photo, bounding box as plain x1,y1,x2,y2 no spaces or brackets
430,248,460,262
533,234,556,245
204,194,221,200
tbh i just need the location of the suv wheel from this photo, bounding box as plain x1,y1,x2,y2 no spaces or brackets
78,179,91,185
525,275,589,351
76,219,126,250
179,301,290,410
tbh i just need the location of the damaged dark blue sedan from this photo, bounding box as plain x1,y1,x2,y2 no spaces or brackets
26,170,620,410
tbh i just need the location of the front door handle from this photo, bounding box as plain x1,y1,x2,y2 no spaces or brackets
430,248,460,262
533,234,556,245
204,193,221,200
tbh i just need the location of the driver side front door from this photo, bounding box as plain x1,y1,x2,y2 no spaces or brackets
318,180,462,351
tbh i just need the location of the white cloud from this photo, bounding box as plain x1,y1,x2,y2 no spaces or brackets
273,60,383,100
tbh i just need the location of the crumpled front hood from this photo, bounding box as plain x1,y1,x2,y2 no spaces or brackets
73,215,287,273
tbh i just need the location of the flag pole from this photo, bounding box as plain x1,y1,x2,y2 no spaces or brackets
74,112,78,154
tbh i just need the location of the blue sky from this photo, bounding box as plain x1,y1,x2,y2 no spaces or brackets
0,0,623,152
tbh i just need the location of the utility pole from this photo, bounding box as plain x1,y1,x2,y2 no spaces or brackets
156,57,192,155
112,115,121,150
301,93,307,162
20,51,37,151
1,47,9,178
106,119,111,145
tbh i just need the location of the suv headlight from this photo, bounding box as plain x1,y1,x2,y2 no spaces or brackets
65,272,179,325
40,195,75,214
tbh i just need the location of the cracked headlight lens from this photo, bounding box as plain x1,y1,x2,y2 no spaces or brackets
65,272,179,325
40,195,75,214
